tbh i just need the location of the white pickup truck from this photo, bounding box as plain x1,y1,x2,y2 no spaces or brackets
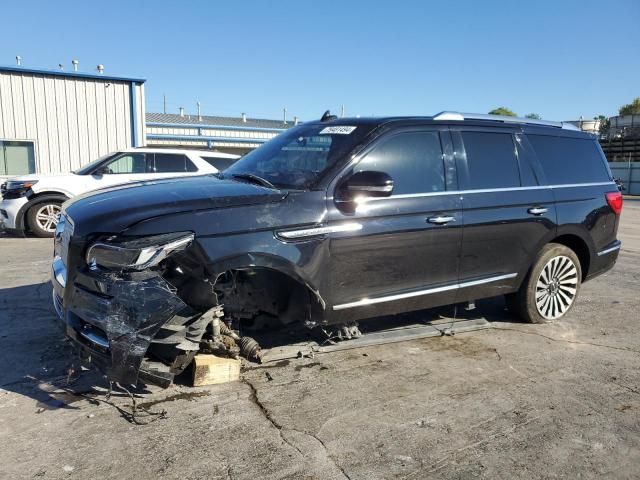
0,147,239,237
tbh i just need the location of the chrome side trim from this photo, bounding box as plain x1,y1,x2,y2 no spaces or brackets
52,256,67,288
79,328,110,349
278,222,362,240
333,273,518,311
549,182,614,189
597,242,621,256
358,182,615,202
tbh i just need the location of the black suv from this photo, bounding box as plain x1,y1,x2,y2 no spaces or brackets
52,111,622,386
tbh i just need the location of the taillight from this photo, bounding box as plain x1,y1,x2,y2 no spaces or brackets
605,191,623,215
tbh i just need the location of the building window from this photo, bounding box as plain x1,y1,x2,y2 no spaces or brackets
0,140,36,176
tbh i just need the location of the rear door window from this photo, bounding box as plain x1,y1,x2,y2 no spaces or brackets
527,135,611,184
461,132,520,189
355,131,445,195
153,153,196,173
201,156,237,171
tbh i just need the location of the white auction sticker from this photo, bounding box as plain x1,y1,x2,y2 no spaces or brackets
319,126,357,135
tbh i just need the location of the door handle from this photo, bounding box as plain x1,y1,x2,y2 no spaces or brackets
528,207,548,215
428,215,455,225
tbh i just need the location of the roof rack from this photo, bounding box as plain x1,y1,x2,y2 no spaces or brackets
432,111,580,131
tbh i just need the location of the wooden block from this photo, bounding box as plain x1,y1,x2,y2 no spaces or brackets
192,354,241,386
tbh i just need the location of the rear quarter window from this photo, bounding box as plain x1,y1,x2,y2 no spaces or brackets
201,156,237,171
527,135,611,185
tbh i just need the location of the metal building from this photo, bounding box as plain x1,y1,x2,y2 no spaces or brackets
0,65,145,177
146,112,292,155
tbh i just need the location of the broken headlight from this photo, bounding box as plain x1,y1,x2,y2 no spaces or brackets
85,232,194,271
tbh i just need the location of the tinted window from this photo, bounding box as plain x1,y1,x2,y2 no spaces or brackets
104,153,148,174
528,135,610,184
202,156,237,171
355,131,445,195
462,132,520,189
153,154,194,173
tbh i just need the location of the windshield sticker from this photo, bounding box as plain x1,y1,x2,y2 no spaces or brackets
319,126,357,135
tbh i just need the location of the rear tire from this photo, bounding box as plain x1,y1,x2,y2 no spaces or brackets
506,243,582,323
27,199,63,238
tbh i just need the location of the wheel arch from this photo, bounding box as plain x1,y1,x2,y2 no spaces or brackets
17,192,69,231
207,252,327,328
549,233,592,281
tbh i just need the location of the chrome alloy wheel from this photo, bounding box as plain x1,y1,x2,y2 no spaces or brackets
34,203,61,233
535,255,578,320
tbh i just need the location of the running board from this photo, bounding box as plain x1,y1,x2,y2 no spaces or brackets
260,318,491,363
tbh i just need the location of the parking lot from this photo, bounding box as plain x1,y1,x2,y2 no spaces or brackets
0,202,638,479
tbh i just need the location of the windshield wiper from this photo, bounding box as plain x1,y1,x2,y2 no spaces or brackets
230,173,277,189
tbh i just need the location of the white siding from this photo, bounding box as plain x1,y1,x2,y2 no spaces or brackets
0,70,145,174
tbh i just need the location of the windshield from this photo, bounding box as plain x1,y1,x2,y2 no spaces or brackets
223,123,376,189
73,152,119,175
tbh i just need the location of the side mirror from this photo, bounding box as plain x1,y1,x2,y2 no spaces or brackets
339,171,394,200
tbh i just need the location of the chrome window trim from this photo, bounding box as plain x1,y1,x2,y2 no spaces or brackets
333,273,518,311
597,242,621,256
357,182,615,202
548,182,615,189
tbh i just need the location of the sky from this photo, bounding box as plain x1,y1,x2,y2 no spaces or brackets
1,0,638,122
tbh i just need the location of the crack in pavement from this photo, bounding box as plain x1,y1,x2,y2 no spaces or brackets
491,326,640,354
242,376,351,480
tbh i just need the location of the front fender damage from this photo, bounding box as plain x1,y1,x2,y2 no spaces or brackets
69,251,328,387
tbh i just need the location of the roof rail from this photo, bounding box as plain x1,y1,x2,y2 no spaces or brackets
432,111,580,131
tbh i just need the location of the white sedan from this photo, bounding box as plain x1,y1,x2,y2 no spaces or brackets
0,147,239,237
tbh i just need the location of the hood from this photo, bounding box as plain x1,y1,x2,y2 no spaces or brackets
4,172,73,182
64,175,288,236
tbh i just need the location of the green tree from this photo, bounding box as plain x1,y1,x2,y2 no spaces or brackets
618,98,640,116
524,113,542,119
594,115,610,136
488,107,517,116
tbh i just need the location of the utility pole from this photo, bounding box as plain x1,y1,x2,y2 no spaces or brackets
163,94,167,114
341,105,345,118
283,107,287,125
197,101,202,121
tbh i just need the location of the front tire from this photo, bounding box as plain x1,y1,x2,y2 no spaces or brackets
506,243,582,323
27,200,63,237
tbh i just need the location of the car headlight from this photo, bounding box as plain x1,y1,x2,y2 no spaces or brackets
1,180,38,199
85,232,194,271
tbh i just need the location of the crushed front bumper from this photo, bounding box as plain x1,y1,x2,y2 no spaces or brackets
52,259,193,385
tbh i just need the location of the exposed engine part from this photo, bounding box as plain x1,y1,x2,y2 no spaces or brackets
211,317,221,337
199,336,240,359
318,322,362,344
219,321,240,341
196,305,262,362
238,336,263,362
211,269,322,331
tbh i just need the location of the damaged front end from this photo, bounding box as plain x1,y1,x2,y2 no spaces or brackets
52,217,312,387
